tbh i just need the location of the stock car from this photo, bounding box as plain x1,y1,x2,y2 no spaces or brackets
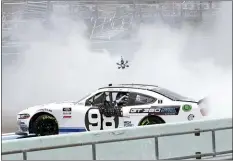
16,84,208,136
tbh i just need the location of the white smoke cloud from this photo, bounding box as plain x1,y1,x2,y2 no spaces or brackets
2,2,232,132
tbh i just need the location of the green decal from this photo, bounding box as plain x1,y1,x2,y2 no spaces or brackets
182,104,192,112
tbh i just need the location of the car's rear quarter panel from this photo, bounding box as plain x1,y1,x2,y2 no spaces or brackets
126,102,203,126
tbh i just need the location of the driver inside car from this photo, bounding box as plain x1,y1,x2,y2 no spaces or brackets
103,92,111,106
115,92,129,106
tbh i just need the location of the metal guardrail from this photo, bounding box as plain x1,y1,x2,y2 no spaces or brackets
2,126,232,160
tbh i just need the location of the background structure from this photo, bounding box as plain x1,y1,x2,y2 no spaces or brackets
2,0,220,56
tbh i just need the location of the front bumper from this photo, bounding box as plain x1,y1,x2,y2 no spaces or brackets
17,119,30,134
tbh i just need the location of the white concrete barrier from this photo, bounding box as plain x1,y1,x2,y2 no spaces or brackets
2,118,232,160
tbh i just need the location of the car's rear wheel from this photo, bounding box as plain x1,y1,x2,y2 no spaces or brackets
33,114,58,136
139,116,165,126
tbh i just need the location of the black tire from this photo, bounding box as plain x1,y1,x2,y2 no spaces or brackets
33,114,58,136
139,116,165,126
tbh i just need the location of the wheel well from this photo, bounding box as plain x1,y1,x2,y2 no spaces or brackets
29,112,57,133
138,115,166,126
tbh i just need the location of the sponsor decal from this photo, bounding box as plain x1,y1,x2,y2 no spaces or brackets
188,114,195,121
63,107,72,118
63,107,72,111
130,108,161,113
182,104,192,112
129,106,180,115
63,116,72,119
63,111,71,115
124,121,133,127
38,108,52,113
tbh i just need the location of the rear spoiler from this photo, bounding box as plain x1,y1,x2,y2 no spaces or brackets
197,97,207,105
197,97,209,116
175,99,198,104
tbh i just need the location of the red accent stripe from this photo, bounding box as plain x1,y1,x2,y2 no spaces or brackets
63,116,71,118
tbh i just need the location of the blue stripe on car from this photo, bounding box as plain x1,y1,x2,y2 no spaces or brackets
59,127,86,133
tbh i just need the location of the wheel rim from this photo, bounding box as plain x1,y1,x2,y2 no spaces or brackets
36,119,57,136
140,118,157,126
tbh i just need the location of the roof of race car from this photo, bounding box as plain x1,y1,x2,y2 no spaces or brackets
99,84,197,102
99,84,157,90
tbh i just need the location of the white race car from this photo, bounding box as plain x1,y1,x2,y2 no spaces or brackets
16,84,207,136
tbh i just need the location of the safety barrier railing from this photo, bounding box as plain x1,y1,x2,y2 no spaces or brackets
2,126,232,160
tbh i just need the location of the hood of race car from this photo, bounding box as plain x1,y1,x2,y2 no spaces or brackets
19,101,80,114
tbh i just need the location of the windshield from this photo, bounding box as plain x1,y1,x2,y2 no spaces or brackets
152,87,196,101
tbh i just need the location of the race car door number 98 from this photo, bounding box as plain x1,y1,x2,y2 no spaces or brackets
84,108,119,131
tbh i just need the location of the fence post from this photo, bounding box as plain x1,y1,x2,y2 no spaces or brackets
92,144,96,160
195,152,201,159
23,151,27,160
194,128,201,159
194,128,200,136
154,137,159,160
212,130,216,157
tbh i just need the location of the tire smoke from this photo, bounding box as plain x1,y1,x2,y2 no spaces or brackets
2,2,232,133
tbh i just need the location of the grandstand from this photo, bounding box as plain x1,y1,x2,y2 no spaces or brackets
2,0,220,55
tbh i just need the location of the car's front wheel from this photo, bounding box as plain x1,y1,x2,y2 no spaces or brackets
33,114,58,136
